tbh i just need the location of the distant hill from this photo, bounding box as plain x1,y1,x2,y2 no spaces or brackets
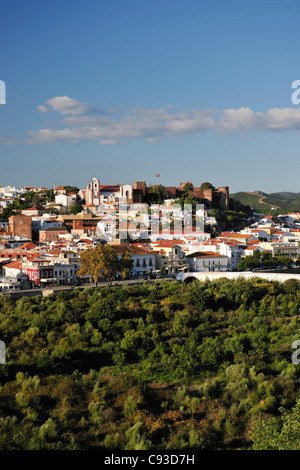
230,191,300,214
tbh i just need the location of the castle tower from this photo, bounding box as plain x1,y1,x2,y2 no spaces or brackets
217,186,229,210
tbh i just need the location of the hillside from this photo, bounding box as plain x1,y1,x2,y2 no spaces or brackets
231,191,300,214
1,279,300,450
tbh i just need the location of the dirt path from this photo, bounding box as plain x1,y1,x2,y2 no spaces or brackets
258,195,280,210
244,192,280,210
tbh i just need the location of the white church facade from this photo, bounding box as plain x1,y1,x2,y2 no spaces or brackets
85,177,134,205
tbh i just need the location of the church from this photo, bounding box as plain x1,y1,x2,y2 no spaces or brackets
85,177,146,206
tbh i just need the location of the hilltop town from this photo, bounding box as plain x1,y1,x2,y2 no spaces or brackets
1,177,300,292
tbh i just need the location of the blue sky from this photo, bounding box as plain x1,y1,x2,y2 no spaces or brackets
1,0,300,193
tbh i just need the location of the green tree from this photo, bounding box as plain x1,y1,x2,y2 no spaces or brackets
237,256,259,271
63,185,80,194
146,184,165,204
119,251,134,279
125,420,151,450
251,400,300,450
200,182,215,191
70,202,83,215
78,244,120,285
277,256,293,266
77,247,97,283
183,182,194,192
124,395,139,416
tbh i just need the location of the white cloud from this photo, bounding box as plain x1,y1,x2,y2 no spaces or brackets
17,98,300,146
62,115,112,126
37,96,105,116
219,107,300,132
37,105,50,113
0,136,18,145
25,106,216,145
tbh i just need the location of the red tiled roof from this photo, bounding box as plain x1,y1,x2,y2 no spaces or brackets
22,206,43,211
219,232,234,237
114,245,151,255
150,239,185,247
99,185,120,190
17,242,38,250
247,239,261,245
230,234,253,238
186,251,227,258
3,260,22,270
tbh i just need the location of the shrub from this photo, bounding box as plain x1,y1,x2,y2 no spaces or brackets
38,418,57,440
125,420,151,450
124,395,139,416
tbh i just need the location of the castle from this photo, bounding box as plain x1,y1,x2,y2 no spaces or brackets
85,177,229,210
157,183,229,210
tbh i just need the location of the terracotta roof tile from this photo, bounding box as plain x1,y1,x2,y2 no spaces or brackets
186,251,227,258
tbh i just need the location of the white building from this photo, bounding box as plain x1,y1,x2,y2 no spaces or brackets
243,245,265,257
259,241,300,260
0,198,14,208
187,240,242,267
1,260,29,289
55,193,76,210
52,262,76,285
100,184,134,204
166,245,189,275
2,260,23,278
21,207,45,217
0,276,22,291
186,251,231,272
32,214,63,231
85,177,136,206
113,244,156,277
96,215,117,241
242,228,270,240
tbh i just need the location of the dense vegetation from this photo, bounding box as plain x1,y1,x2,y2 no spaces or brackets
1,278,300,450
